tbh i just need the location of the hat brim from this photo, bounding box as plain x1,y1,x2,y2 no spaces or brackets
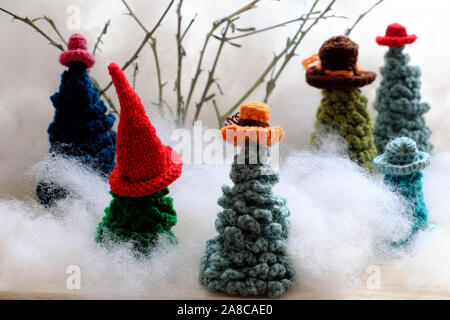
306,67,376,90
109,146,182,197
376,34,417,47
373,151,431,175
60,50,95,69
221,125,284,147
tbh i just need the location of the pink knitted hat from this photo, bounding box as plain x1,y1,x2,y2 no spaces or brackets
59,33,95,68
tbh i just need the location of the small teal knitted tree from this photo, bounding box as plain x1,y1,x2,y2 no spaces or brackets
200,102,296,298
373,137,431,245
374,23,433,154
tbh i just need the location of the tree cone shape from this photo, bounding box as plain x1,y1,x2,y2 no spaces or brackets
374,46,433,153
200,143,296,298
311,89,377,171
37,61,116,206
96,188,177,254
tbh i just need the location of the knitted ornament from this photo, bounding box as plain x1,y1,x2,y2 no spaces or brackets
96,63,182,253
107,63,182,198
303,36,376,90
36,33,116,207
376,23,417,47
374,24,433,154
373,137,431,245
96,188,177,254
305,36,377,171
60,33,95,68
200,104,296,298
221,101,284,147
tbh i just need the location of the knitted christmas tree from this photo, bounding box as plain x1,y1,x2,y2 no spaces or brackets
37,34,116,206
374,23,433,154
373,137,431,245
200,102,296,298
303,36,377,171
96,63,182,255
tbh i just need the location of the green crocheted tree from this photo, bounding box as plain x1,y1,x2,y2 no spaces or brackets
200,144,296,298
311,89,377,171
96,188,177,254
374,46,433,154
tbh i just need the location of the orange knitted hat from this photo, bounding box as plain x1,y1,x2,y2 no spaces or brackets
221,101,284,147
108,63,182,197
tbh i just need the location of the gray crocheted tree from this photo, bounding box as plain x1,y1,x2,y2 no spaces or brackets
200,143,296,298
374,24,433,154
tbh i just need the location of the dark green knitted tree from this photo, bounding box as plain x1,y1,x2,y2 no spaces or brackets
200,143,296,298
374,45,433,154
96,188,177,254
312,89,377,171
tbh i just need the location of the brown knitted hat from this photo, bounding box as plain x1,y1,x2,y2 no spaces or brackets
304,35,376,90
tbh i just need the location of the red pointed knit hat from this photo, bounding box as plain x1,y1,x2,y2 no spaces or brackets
108,63,182,198
59,33,96,68
376,23,417,47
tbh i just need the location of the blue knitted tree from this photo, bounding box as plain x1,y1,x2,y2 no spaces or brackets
373,137,431,245
36,34,116,206
200,143,296,298
374,24,433,154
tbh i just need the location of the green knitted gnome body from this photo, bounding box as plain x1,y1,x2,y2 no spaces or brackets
96,188,177,254
312,89,377,171
200,145,296,298
374,46,433,153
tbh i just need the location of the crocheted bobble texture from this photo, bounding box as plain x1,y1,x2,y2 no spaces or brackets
96,188,177,254
385,172,429,245
48,61,116,175
311,89,377,171
374,46,433,153
200,145,296,298
385,137,419,165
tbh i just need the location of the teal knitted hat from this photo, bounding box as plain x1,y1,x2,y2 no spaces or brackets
373,137,431,175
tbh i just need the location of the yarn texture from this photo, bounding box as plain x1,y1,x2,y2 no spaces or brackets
374,46,433,153
385,172,429,245
96,188,177,254
36,60,116,206
312,89,377,171
96,63,182,254
373,137,431,245
200,144,296,298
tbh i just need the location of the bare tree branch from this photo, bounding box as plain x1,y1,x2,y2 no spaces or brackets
0,7,65,51
183,0,260,124
92,19,111,56
100,0,175,96
345,0,384,36
193,21,231,122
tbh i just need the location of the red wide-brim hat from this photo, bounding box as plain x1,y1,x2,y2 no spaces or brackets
376,23,417,47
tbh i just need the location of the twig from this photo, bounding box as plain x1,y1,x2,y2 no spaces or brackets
121,0,172,117
175,0,184,126
92,19,111,56
100,0,175,96
182,0,260,124
132,62,139,89
212,100,222,128
193,21,231,122
262,0,337,102
0,7,65,51
345,0,384,36
180,13,197,42
0,7,119,114
223,13,343,41
219,0,333,123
